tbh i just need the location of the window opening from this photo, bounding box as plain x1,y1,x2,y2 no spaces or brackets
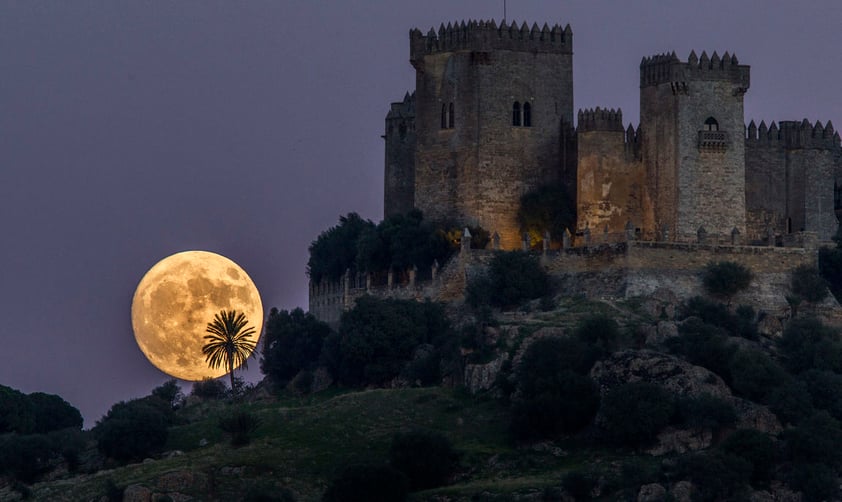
512,102,521,126
704,117,719,131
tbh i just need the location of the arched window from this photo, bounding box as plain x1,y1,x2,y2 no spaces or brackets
441,104,447,129
704,117,719,131
523,102,532,127
448,102,454,129
512,102,521,126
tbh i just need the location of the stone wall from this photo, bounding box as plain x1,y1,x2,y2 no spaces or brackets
576,108,643,234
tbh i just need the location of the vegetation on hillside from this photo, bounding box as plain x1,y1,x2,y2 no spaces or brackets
307,210,489,284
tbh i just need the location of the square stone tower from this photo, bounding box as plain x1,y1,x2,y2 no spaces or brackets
405,20,574,249
639,52,750,241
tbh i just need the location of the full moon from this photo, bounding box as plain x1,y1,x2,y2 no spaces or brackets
131,250,263,381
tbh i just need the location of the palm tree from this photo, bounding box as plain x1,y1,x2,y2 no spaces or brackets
202,310,257,394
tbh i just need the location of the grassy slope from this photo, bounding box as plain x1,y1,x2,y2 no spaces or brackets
31,387,602,501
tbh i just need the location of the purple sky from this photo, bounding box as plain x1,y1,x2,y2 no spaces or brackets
2,1,841,426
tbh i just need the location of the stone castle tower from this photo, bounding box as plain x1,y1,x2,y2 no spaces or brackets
385,20,575,249
385,19,842,247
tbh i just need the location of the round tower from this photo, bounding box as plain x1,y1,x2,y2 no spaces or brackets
409,20,574,249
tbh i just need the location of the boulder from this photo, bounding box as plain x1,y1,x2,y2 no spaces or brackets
646,427,711,455
464,354,508,393
670,481,694,502
590,350,731,399
156,469,194,492
637,483,667,502
123,485,152,502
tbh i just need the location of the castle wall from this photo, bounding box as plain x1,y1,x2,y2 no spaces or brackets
576,108,643,234
744,120,842,242
410,21,573,249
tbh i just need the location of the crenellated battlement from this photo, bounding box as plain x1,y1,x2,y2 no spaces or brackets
385,91,415,122
640,50,749,88
577,107,624,133
746,119,841,150
409,19,571,62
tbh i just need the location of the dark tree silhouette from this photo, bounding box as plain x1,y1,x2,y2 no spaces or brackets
202,310,258,393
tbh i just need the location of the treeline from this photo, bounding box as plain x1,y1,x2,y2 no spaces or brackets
307,210,488,284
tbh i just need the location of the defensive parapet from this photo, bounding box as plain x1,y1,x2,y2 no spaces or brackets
746,119,841,150
409,19,571,64
577,107,624,133
640,50,749,88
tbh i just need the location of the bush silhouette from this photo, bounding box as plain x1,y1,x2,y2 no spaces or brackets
218,411,261,447
389,429,459,490
702,261,752,301
322,463,408,502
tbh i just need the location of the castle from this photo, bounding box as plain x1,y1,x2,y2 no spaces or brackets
383,20,842,248
309,18,842,322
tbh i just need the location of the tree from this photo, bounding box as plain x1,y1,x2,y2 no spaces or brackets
324,297,452,387
27,392,83,433
94,399,169,463
517,182,576,245
600,382,675,447
389,430,460,490
702,261,753,303
467,251,550,309
261,307,331,384
202,310,258,393
307,212,375,283
789,264,829,315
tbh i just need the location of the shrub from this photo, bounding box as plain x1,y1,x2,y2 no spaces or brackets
510,337,601,439
0,385,35,434
819,245,842,300
307,212,375,283
322,463,408,502
675,394,737,431
728,350,789,403
791,264,830,304
575,314,621,354
191,377,228,399
800,369,842,421
788,462,839,502
767,379,814,425
517,182,576,243
389,430,459,490
468,251,550,309
243,484,297,501
327,297,451,387
0,433,56,483
94,399,168,463
672,451,752,501
778,317,842,374
510,371,600,439
720,429,777,487
261,307,331,384
151,380,183,409
562,469,597,500
600,382,675,447
218,411,261,447
782,411,842,465
666,318,734,383
702,261,753,301
27,392,83,433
